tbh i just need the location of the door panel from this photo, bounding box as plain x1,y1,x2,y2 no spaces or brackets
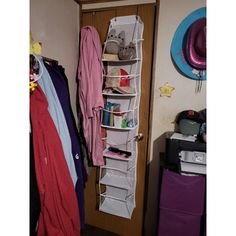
94,10,116,43
80,4,156,236
116,5,138,16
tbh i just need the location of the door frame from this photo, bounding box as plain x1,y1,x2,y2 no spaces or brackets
77,1,158,235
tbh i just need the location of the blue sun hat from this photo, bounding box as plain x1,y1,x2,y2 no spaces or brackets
171,7,206,81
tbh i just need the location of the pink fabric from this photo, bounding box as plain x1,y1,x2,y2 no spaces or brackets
78,26,104,166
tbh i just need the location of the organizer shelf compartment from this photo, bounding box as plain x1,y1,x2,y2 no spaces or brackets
99,196,134,219
99,15,143,219
99,174,133,190
103,73,140,96
102,97,138,129
103,148,133,161
99,186,135,219
99,166,135,190
101,185,134,200
103,38,143,60
103,61,142,77
105,129,137,146
104,156,136,171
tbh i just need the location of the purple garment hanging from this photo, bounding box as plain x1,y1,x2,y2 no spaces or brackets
158,170,206,236
44,62,86,230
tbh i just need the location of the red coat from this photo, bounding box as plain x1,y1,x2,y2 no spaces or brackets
30,85,80,236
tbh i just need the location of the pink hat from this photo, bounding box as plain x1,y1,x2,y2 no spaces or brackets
186,18,206,70
171,7,206,80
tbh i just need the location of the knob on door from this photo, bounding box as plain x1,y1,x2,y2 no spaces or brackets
135,133,144,141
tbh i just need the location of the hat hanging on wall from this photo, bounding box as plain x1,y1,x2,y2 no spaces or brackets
171,7,206,92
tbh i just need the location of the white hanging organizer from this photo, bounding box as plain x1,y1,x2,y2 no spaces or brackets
99,15,144,219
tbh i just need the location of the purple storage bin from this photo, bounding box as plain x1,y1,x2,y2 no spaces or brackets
160,170,206,214
159,208,202,236
158,170,206,236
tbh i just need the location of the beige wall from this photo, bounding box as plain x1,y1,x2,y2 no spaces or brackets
151,0,206,160
30,0,79,118
144,0,206,235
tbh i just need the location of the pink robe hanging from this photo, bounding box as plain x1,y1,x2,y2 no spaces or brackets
77,26,104,166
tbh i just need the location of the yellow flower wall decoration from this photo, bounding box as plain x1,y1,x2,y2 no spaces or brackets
159,83,175,97
30,32,42,55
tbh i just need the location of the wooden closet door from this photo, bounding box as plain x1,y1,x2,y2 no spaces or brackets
80,4,156,236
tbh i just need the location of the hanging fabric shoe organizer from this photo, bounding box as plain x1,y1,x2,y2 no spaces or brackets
99,15,144,219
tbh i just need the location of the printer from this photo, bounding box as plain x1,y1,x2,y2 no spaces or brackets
164,132,206,175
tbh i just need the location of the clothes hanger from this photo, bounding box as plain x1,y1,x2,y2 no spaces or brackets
29,54,43,83
43,56,58,66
